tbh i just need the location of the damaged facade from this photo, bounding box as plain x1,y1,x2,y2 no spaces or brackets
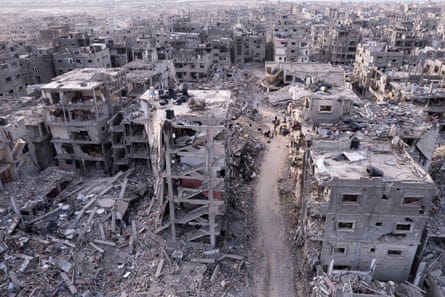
303,138,436,281
0,97,55,188
142,89,231,247
109,101,150,172
41,68,127,172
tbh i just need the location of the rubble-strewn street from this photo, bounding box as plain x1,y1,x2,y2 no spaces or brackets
252,113,295,297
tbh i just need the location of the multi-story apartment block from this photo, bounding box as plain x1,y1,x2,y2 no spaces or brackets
0,57,26,98
19,47,56,85
53,44,111,75
232,24,266,65
41,68,127,172
143,89,231,247
353,41,404,93
303,138,437,281
328,25,360,65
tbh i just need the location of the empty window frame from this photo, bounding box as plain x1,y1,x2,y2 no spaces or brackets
402,196,422,207
341,194,360,204
337,221,354,231
319,105,332,113
332,247,347,255
395,223,412,232
387,249,403,257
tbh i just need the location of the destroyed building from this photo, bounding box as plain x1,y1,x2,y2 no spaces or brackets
278,61,440,284
142,89,231,247
311,267,425,296
131,39,158,63
232,24,266,65
299,87,354,124
92,35,137,67
385,24,422,61
109,100,150,172
272,15,312,63
262,62,345,90
0,125,17,190
19,47,56,85
353,41,404,95
41,68,127,172
173,47,219,82
0,56,26,98
54,31,91,49
4,2,445,296
327,25,360,65
53,44,111,75
124,60,175,96
0,97,55,181
303,138,437,281
39,24,70,46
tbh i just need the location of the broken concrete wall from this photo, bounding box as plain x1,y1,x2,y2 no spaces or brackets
49,121,108,143
110,105,151,172
0,128,17,189
264,62,345,87
302,97,352,124
5,120,55,170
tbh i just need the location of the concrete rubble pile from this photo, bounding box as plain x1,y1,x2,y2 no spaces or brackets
0,166,156,295
413,151,445,297
417,239,445,296
228,116,265,183
358,102,430,140
0,162,250,296
298,101,431,142
311,270,424,297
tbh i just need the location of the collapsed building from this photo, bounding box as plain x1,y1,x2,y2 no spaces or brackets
385,25,422,60
0,125,17,190
142,89,231,247
353,41,404,96
40,68,127,172
311,265,425,296
1,64,233,252
0,97,55,189
109,100,150,172
262,62,345,90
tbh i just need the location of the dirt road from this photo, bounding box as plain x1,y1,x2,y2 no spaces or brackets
252,126,297,297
